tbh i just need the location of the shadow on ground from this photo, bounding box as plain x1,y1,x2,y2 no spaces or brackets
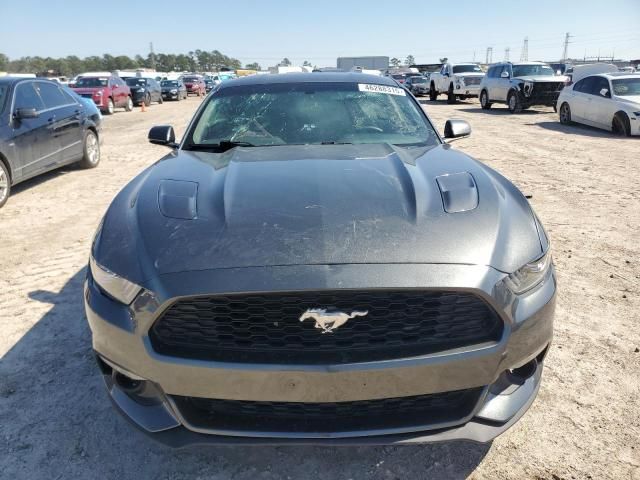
532,121,631,139
10,164,82,198
0,268,491,479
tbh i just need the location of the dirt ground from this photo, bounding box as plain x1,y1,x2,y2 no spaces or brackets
0,94,638,480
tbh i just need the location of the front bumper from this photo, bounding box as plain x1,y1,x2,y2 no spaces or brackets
85,263,556,446
454,84,480,96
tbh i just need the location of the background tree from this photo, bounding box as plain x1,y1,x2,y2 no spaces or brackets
390,57,400,67
404,55,415,66
245,62,261,70
0,53,10,71
439,57,448,64
280,57,291,66
302,60,311,67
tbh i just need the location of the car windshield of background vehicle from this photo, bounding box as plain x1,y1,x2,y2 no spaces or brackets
187,82,439,149
125,78,147,87
412,77,427,83
612,78,640,96
183,77,199,82
452,65,482,73
391,74,405,79
512,65,555,77
76,77,108,87
161,81,179,87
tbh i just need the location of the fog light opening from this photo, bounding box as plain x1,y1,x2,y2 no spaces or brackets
508,359,537,384
113,371,145,395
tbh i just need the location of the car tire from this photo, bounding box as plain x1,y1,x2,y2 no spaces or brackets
480,90,492,110
612,112,631,136
78,130,100,169
104,98,115,115
507,91,523,113
447,84,456,104
144,93,151,107
125,96,133,112
429,84,437,101
559,103,572,125
0,159,11,209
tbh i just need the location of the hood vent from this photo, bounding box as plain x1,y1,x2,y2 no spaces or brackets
158,180,198,220
435,172,478,213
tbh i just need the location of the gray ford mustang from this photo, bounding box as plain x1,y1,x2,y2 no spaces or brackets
85,73,555,446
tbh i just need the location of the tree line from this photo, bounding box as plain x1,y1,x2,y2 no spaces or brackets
0,50,262,76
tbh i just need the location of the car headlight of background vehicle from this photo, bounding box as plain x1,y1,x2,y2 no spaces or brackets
89,255,142,305
522,81,534,97
633,111,640,117
170,89,178,93
504,249,553,294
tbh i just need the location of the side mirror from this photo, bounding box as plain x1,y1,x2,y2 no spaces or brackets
444,119,471,141
148,125,177,147
600,88,610,98
14,108,39,119
500,71,510,78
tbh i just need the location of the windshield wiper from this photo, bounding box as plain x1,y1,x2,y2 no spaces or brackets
319,141,353,145
185,140,255,152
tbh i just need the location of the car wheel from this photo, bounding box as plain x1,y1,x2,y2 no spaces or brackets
144,93,151,107
125,96,133,112
480,90,492,110
429,84,437,101
447,84,456,104
0,160,10,209
78,130,100,169
104,98,115,115
559,103,572,125
507,91,523,113
612,112,631,136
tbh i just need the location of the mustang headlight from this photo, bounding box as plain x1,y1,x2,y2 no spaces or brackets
90,255,142,305
505,250,553,294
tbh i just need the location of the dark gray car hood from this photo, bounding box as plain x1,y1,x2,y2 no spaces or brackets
96,143,542,282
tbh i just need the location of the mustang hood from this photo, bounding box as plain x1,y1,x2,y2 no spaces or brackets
95,144,543,282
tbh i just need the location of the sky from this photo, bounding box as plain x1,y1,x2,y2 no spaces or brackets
1,0,638,67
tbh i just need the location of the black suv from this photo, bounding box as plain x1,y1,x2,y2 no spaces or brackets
123,77,163,106
0,77,102,208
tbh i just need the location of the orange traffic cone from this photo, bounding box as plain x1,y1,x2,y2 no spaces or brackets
140,100,146,113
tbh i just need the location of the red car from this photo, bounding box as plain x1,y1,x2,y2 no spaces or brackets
72,75,133,114
182,75,206,96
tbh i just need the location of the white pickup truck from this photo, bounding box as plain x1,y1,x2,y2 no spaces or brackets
429,63,485,103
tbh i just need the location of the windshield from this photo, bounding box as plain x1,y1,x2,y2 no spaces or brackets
162,80,179,87
184,77,199,82
391,74,405,80
612,78,640,97
512,65,555,77
186,82,438,149
76,77,108,87
125,78,148,87
452,65,482,74
411,77,427,83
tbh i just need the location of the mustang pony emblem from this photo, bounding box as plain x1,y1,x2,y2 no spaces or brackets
299,308,368,333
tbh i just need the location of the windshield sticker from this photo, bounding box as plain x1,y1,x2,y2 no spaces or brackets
358,84,406,96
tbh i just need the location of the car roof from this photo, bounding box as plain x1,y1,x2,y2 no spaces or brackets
0,76,59,86
218,72,398,89
602,72,640,79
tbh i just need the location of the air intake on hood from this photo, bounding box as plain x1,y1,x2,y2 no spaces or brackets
158,180,198,220
435,172,478,213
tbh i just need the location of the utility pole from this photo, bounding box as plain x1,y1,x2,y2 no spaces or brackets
485,47,493,65
561,32,573,61
520,37,529,62
149,42,156,70
504,47,510,62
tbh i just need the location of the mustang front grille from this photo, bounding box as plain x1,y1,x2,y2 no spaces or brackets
171,387,484,435
149,290,503,364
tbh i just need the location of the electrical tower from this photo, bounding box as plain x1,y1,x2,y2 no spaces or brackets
504,47,510,62
149,42,156,70
520,37,529,62
485,47,493,64
561,32,573,61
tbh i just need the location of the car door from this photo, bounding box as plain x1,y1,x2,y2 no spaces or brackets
584,76,616,129
110,77,123,107
567,78,590,121
38,81,84,164
10,81,54,178
495,65,511,102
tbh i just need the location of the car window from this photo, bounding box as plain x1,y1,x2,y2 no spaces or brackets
452,64,482,74
125,77,147,87
587,77,610,96
37,82,70,109
188,82,439,149
512,64,555,77
14,82,45,111
573,78,586,92
612,77,640,96
76,77,108,88
0,85,8,112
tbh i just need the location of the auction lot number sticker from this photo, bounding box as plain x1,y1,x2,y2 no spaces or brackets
358,84,406,96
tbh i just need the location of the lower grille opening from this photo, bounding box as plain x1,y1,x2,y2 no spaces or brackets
150,290,503,364
171,388,484,435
